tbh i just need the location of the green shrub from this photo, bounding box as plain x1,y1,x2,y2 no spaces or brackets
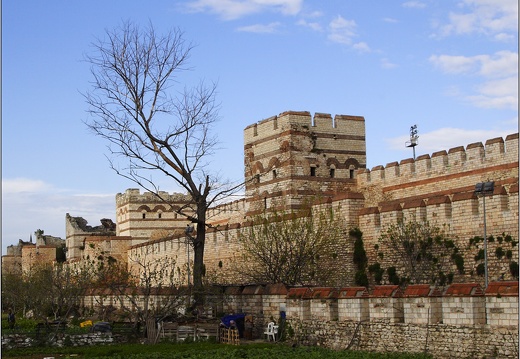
354,270,369,287
476,263,485,276
387,267,400,285
451,253,465,274
368,263,384,285
510,261,519,279
1,342,434,359
474,249,485,261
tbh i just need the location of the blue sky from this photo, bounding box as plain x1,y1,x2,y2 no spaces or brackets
2,0,518,252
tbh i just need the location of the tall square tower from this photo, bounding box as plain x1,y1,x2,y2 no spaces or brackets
244,111,366,215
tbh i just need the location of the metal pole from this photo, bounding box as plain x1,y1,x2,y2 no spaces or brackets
187,238,191,288
483,194,488,289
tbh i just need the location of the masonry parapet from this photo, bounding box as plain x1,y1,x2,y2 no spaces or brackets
115,188,191,207
244,111,366,145
357,133,519,187
207,198,247,224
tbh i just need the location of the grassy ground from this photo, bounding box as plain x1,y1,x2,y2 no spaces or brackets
2,342,432,359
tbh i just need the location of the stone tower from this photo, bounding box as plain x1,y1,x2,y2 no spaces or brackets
115,189,194,245
243,111,366,215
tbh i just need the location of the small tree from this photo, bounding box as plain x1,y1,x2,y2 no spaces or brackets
3,262,92,321
91,248,186,330
379,218,461,285
238,204,348,286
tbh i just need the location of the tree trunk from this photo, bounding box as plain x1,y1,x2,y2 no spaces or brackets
192,204,206,305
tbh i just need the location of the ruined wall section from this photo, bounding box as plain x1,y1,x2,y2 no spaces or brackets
82,236,133,265
1,255,22,275
20,245,56,273
115,189,193,245
244,111,366,216
66,214,116,260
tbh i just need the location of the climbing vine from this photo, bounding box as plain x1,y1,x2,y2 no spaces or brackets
468,232,518,279
375,218,462,286
351,227,368,287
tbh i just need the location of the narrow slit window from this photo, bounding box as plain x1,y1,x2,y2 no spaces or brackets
330,168,335,178
310,167,316,177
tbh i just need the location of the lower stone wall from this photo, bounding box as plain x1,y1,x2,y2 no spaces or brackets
287,319,518,359
2,332,113,349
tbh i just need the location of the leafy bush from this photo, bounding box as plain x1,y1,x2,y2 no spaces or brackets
354,270,368,287
387,267,400,285
476,263,485,276
474,250,485,262
451,253,465,274
510,261,519,279
368,263,384,285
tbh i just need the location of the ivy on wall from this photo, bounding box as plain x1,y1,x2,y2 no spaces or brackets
468,233,518,280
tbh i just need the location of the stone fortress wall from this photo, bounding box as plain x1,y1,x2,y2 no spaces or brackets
355,133,519,284
3,110,518,357
114,111,518,288
4,111,518,288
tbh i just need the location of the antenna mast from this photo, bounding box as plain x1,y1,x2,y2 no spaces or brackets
405,125,419,159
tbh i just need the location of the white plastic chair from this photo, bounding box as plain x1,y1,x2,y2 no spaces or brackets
264,322,276,341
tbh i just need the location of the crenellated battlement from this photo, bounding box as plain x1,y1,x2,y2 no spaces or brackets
115,188,191,207
207,198,247,225
358,133,518,187
244,111,365,145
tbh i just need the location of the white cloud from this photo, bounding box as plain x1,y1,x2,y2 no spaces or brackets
237,22,281,33
296,19,323,32
380,57,397,69
353,42,371,53
429,51,518,110
2,178,51,194
183,0,303,20
468,77,518,110
402,1,426,9
438,0,518,38
386,127,517,155
429,54,476,74
477,51,518,78
304,10,323,19
383,17,399,23
327,15,357,45
2,178,115,252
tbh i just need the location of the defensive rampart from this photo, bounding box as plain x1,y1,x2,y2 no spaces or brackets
76,282,518,358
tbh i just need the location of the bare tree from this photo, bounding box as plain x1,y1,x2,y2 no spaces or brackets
238,204,349,286
2,262,92,322
91,248,186,333
83,21,242,302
